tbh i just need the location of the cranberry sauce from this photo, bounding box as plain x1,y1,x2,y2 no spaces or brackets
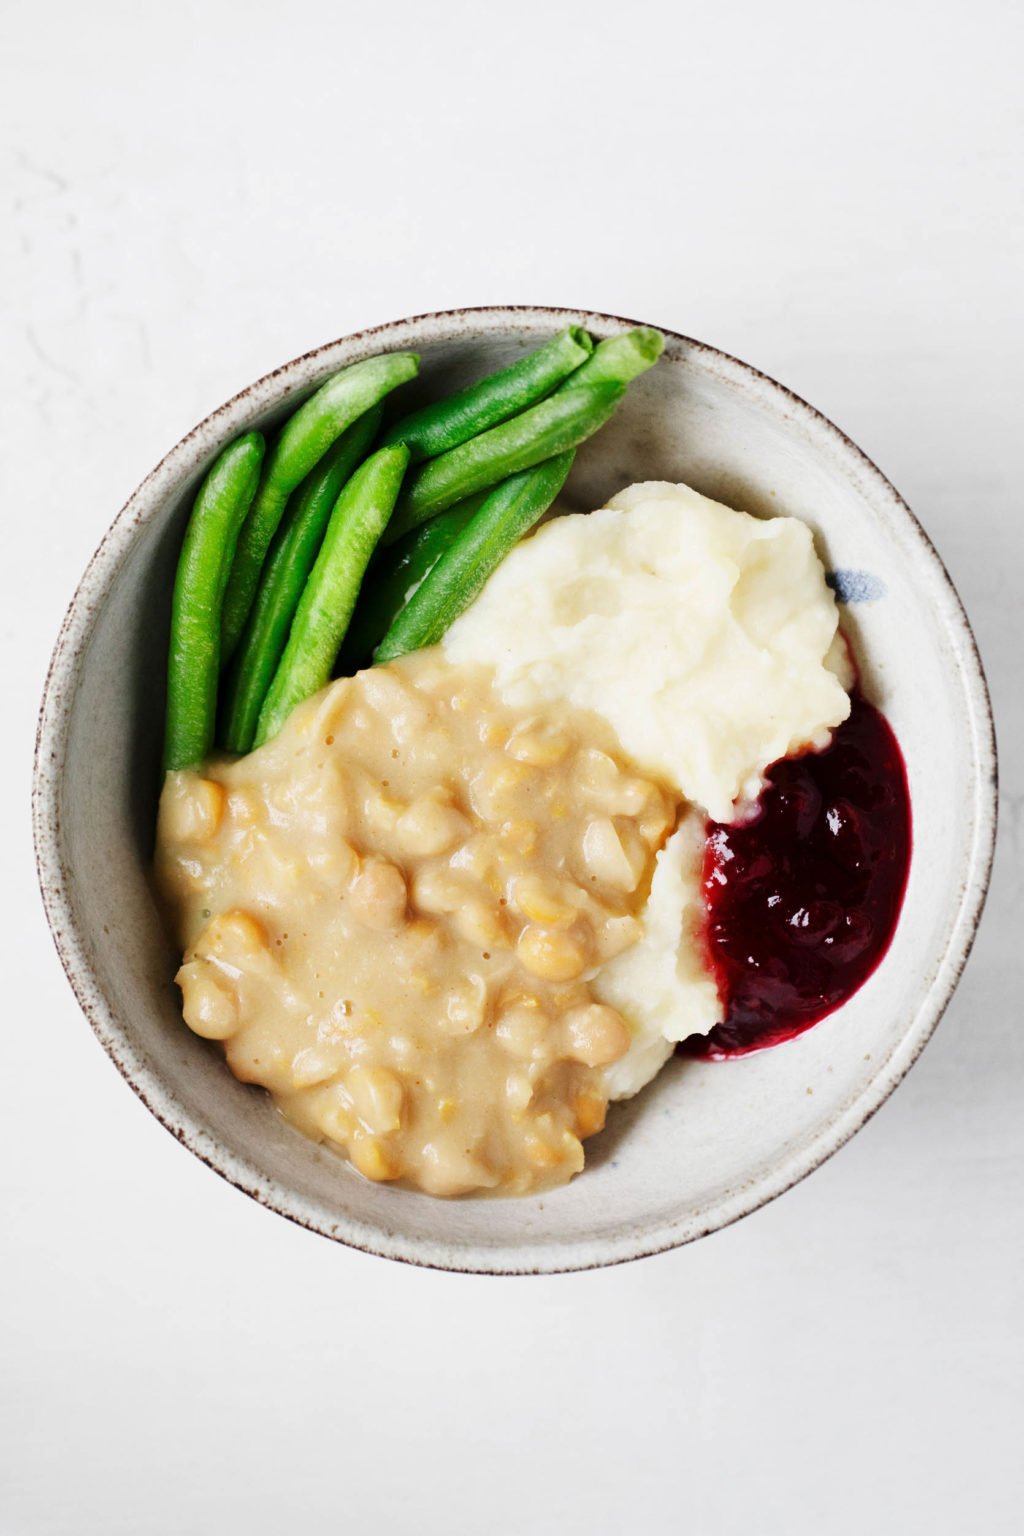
684,694,911,1060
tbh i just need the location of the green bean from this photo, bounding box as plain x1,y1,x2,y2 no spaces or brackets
383,380,622,545
339,493,487,669
375,452,574,664
255,444,410,746
218,406,382,754
164,431,265,771
559,326,664,391
220,352,418,662
378,327,592,463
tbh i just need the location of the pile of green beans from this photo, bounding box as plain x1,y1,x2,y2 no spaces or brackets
379,327,593,461
219,407,383,755
374,453,575,663
163,325,664,767
220,352,419,662
339,494,484,670
255,445,410,747
164,432,264,771
382,380,623,545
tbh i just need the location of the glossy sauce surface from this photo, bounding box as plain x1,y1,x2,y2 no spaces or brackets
156,653,677,1196
686,694,911,1059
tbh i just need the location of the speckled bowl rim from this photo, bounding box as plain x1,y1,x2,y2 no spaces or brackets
32,305,998,1274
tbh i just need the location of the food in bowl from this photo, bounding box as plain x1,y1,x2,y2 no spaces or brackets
154,328,912,1197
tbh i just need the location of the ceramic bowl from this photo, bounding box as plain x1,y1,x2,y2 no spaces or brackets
33,307,997,1273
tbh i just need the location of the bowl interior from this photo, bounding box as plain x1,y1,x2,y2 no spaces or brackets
36,309,995,1272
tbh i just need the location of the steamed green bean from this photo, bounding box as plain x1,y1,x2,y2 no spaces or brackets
220,352,418,661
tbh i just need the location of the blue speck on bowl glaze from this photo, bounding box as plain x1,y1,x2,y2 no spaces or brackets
827,568,888,603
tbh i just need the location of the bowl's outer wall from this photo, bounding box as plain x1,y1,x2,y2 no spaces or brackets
34,308,996,1273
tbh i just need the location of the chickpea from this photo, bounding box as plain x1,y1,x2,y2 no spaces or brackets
449,839,491,882
523,1133,560,1170
495,1005,549,1060
311,1082,356,1144
290,1046,341,1089
574,750,649,815
559,1131,586,1176
360,667,429,736
406,653,450,693
350,1134,400,1181
349,858,407,930
411,865,465,916
305,677,353,739
507,720,570,766
572,1092,608,1138
517,925,587,981
470,758,532,821
581,817,648,891
159,774,225,845
513,873,578,929
452,899,507,950
442,974,488,1035
176,958,238,1040
226,787,262,828
364,789,404,835
347,1065,404,1134
638,782,676,845
573,748,619,798
224,1030,290,1088
388,1033,416,1067
611,778,653,817
563,1004,631,1067
200,909,270,958
300,1081,356,1142
505,1072,534,1116
396,794,469,857
274,762,351,834
306,837,359,885
316,759,355,831
418,1145,497,1198
498,819,539,856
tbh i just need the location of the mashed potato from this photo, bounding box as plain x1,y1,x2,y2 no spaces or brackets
444,481,850,822
444,482,851,1095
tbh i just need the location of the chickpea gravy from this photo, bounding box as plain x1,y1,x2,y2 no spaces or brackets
156,651,676,1195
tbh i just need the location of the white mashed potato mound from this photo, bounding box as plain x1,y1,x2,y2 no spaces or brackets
444,481,850,822
444,481,851,1099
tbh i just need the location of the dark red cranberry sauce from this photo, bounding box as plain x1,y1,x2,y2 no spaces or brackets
682,693,911,1060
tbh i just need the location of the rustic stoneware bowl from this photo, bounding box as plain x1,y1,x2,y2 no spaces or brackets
33,307,997,1273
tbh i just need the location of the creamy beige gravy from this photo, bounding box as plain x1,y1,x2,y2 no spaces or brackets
156,652,676,1196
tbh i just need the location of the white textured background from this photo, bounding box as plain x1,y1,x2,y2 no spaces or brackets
2,2,1021,1532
